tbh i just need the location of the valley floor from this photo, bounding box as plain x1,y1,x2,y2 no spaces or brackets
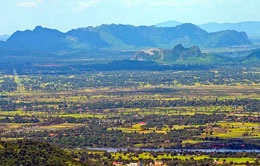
0,65,259,165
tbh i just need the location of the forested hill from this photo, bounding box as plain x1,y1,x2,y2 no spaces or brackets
0,140,80,165
0,23,251,53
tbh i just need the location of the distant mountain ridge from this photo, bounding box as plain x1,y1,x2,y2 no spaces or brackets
0,23,252,54
156,20,260,39
155,20,182,27
199,21,260,39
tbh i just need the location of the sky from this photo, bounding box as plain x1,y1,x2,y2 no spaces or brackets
1,0,260,35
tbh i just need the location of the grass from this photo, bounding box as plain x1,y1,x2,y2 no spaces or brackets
213,157,255,164
117,104,245,117
36,123,83,130
55,113,105,119
111,152,256,164
111,152,210,161
0,110,47,117
108,123,168,134
0,109,105,119
0,123,32,130
0,122,83,136
109,123,203,134
182,139,204,145
0,137,24,141
202,122,260,139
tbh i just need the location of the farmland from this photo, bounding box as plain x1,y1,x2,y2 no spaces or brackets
0,64,259,165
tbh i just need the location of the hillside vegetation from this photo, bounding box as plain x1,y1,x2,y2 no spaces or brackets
0,140,81,166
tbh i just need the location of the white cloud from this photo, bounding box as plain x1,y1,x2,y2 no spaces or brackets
17,0,43,8
76,0,102,11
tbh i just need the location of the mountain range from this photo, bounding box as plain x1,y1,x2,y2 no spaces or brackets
0,23,251,54
156,21,260,39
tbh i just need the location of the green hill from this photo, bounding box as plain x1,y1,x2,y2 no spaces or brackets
0,140,81,166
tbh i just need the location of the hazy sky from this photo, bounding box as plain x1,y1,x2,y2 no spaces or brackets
1,0,260,34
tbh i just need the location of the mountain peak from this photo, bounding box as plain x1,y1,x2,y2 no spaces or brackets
173,44,185,51
176,23,200,29
155,20,182,27
34,26,44,31
175,23,208,33
178,23,197,27
33,26,62,34
171,44,202,59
